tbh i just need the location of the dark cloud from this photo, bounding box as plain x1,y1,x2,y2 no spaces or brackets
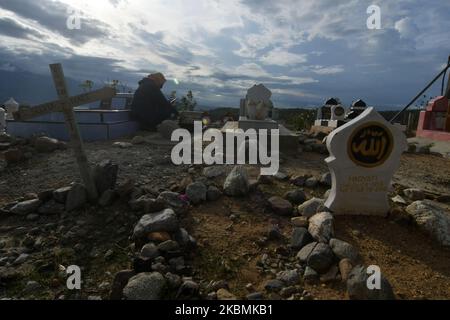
0,17,44,39
0,0,110,45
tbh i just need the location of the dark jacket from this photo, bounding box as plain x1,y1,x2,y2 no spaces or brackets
130,78,178,130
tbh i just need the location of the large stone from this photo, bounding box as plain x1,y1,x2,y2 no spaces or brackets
140,243,160,260
133,209,179,240
123,272,166,300
403,188,425,201
298,198,324,218
347,265,395,300
308,212,335,243
157,192,187,214
329,238,360,263
296,242,318,263
10,199,42,215
203,166,226,179
93,160,119,195
291,216,309,228
157,120,180,140
223,166,250,197
33,136,61,153
65,184,87,212
307,243,334,273
276,270,300,286
291,227,313,250
186,182,207,205
406,200,450,246
268,196,293,216
284,189,307,205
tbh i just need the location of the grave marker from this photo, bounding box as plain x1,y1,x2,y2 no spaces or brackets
14,63,116,201
325,107,407,216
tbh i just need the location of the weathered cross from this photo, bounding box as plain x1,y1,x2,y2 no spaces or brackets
14,63,116,201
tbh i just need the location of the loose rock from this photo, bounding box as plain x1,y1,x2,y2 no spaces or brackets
93,160,119,195
10,199,42,216
123,272,166,300
186,182,207,205
223,166,250,197
203,166,226,179
403,188,425,201
291,227,313,250
307,243,334,274
298,198,324,218
284,189,307,205
406,200,450,246
329,238,360,263
133,209,179,240
268,196,293,216
347,265,395,300
308,212,334,243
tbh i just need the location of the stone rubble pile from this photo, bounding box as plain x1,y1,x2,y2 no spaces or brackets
0,133,67,168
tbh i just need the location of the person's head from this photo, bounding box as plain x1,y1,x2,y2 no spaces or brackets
148,73,167,89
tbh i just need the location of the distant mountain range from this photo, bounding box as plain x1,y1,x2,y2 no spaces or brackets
0,68,85,105
0,66,407,111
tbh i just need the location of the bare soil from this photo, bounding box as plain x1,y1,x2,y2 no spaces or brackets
0,133,449,300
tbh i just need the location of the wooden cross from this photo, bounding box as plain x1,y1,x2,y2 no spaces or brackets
14,63,117,201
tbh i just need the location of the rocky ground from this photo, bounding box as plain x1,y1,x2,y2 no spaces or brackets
0,131,449,300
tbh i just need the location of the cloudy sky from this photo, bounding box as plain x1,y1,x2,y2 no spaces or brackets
0,0,449,108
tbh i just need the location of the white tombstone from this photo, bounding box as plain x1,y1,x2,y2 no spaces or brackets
246,84,272,104
331,105,346,121
325,107,407,216
4,98,19,120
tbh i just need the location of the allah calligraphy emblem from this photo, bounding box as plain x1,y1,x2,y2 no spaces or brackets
348,122,393,168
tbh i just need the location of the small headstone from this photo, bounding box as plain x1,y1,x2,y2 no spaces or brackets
325,108,407,216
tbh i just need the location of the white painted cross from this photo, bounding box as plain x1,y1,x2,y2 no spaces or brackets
14,63,116,201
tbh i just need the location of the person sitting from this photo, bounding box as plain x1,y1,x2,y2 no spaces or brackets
130,73,178,130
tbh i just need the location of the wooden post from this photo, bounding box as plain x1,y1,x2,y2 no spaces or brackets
49,63,98,201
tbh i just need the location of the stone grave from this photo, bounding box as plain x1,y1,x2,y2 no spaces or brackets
311,98,347,136
6,88,138,142
221,84,298,154
416,95,450,142
324,107,407,216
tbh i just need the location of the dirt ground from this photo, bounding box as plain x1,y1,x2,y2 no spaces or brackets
1,134,449,300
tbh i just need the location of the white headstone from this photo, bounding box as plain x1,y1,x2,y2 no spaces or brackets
246,84,272,104
331,105,346,121
325,107,407,216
